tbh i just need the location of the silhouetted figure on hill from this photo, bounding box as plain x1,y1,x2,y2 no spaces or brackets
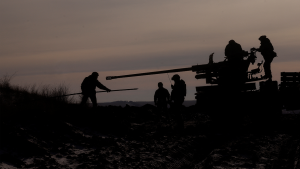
154,82,170,111
81,72,111,108
255,35,276,82
170,74,186,129
225,40,248,62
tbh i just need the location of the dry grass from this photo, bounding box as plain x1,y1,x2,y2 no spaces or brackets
0,74,78,117
0,74,75,100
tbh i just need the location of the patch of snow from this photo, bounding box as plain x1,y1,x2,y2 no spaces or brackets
72,148,92,155
23,158,34,165
282,109,300,114
51,156,69,166
0,163,18,169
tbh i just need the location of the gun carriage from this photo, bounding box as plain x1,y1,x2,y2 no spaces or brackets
106,48,299,118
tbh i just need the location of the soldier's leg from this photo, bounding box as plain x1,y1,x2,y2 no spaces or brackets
80,94,89,106
158,103,167,117
163,103,171,123
269,57,274,79
163,103,168,113
90,94,98,108
157,102,168,121
263,56,273,79
174,98,184,129
156,103,163,122
156,102,163,110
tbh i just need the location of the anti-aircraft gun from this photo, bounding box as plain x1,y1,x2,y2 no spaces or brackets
107,48,264,94
106,48,283,119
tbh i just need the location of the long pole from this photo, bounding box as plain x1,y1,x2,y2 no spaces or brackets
167,73,172,85
53,88,138,97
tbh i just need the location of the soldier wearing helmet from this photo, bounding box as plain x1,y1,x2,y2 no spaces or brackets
170,74,186,129
225,40,248,62
170,74,186,105
81,72,111,108
255,35,277,81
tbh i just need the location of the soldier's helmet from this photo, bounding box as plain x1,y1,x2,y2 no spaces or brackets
91,72,99,77
229,40,235,44
171,74,180,81
259,35,267,40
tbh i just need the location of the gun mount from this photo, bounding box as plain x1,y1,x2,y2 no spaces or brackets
106,48,299,121
105,45,300,126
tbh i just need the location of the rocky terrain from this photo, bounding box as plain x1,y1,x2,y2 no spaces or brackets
1,78,299,168
1,103,300,169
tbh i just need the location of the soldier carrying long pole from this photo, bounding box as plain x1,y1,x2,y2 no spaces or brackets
54,72,138,108
78,72,111,108
73,72,136,108
55,88,138,97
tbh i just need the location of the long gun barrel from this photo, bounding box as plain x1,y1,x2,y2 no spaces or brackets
106,67,192,80
106,62,228,80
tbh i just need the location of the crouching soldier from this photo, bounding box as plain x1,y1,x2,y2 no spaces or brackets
81,72,111,108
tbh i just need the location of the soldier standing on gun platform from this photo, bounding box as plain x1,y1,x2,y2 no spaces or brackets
170,74,186,129
81,72,111,108
255,35,277,82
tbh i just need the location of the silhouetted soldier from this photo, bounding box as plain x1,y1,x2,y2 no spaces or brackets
170,74,186,129
170,74,186,105
222,40,248,91
225,40,248,62
154,82,170,111
81,72,111,108
255,35,277,81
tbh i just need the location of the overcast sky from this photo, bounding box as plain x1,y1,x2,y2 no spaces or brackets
1,0,300,102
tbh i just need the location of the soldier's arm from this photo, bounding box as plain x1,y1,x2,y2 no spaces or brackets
267,42,274,51
181,80,187,96
96,80,110,91
166,89,171,101
154,91,158,105
256,46,261,52
238,44,243,51
81,78,87,91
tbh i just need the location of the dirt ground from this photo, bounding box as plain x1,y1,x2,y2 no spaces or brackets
1,105,300,169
